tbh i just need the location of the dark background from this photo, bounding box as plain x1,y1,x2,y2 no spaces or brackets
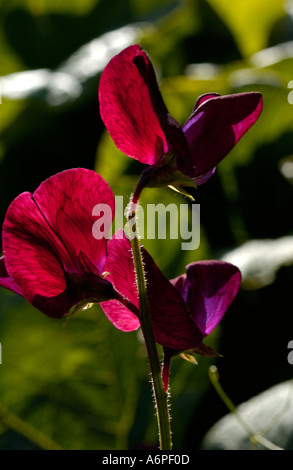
0,0,293,450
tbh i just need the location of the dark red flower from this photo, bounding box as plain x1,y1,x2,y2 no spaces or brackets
0,169,241,361
0,168,120,320
0,169,210,351
100,232,204,350
99,44,263,188
161,260,242,390
99,241,241,389
100,237,241,353
170,260,242,338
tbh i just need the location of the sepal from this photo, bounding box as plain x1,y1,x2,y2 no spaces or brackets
137,160,197,199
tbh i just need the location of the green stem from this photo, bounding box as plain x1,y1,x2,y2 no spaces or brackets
0,403,62,450
127,193,172,450
208,365,283,451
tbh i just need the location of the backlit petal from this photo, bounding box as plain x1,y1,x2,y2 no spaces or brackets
181,92,263,181
32,289,81,319
33,168,115,275
2,192,74,314
2,169,114,317
102,231,203,349
100,230,140,332
172,261,241,336
99,45,169,164
144,250,203,350
0,254,76,317
0,256,22,296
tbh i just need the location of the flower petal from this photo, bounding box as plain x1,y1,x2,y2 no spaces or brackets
101,230,203,349
2,169,114,317
3,192,69,298
32,289,81,319
2,192,79,317
0,256,23,296
99,45,169,165
100,231,140,332
144,251,203,350
171,261,241,336
193,167,216,185
99,298,140,333
32,168,115,276
192,93,221,110
180,92,263,181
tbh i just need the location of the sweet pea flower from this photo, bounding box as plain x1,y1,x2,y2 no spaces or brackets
0,168,220,352
170,260,241,338
100,235,241,386
161,260,242,390
100,231,203,350
0,168,241,359
99,44,263,191
0,168,119,319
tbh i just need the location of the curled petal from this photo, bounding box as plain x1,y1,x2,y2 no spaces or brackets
180,92,263,181
171,261,241,337
99,45,169,165
192,93,221,110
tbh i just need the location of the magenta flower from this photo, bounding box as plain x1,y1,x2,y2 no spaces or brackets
0,168,241,359
0,168,217,351
100,231,203,350
170,260,241,338
0,168,119,319
161,260,242,390
100,236,241,355
99,242,241,389
99,45,263,188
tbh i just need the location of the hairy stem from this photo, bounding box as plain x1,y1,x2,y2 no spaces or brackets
127,192,172,450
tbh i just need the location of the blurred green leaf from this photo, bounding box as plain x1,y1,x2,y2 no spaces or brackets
1,0,293,451
0,286,218,450
3,0,99,15
0,290,148,449
207,0,287,57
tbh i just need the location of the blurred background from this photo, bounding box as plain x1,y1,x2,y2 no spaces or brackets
1,0,293,450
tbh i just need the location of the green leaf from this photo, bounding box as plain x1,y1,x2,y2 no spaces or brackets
5,0,99,16
206,0,287,57
0,291,147,449
202,381,293,450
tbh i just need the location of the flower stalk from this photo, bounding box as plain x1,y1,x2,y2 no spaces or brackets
127,193,172,450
